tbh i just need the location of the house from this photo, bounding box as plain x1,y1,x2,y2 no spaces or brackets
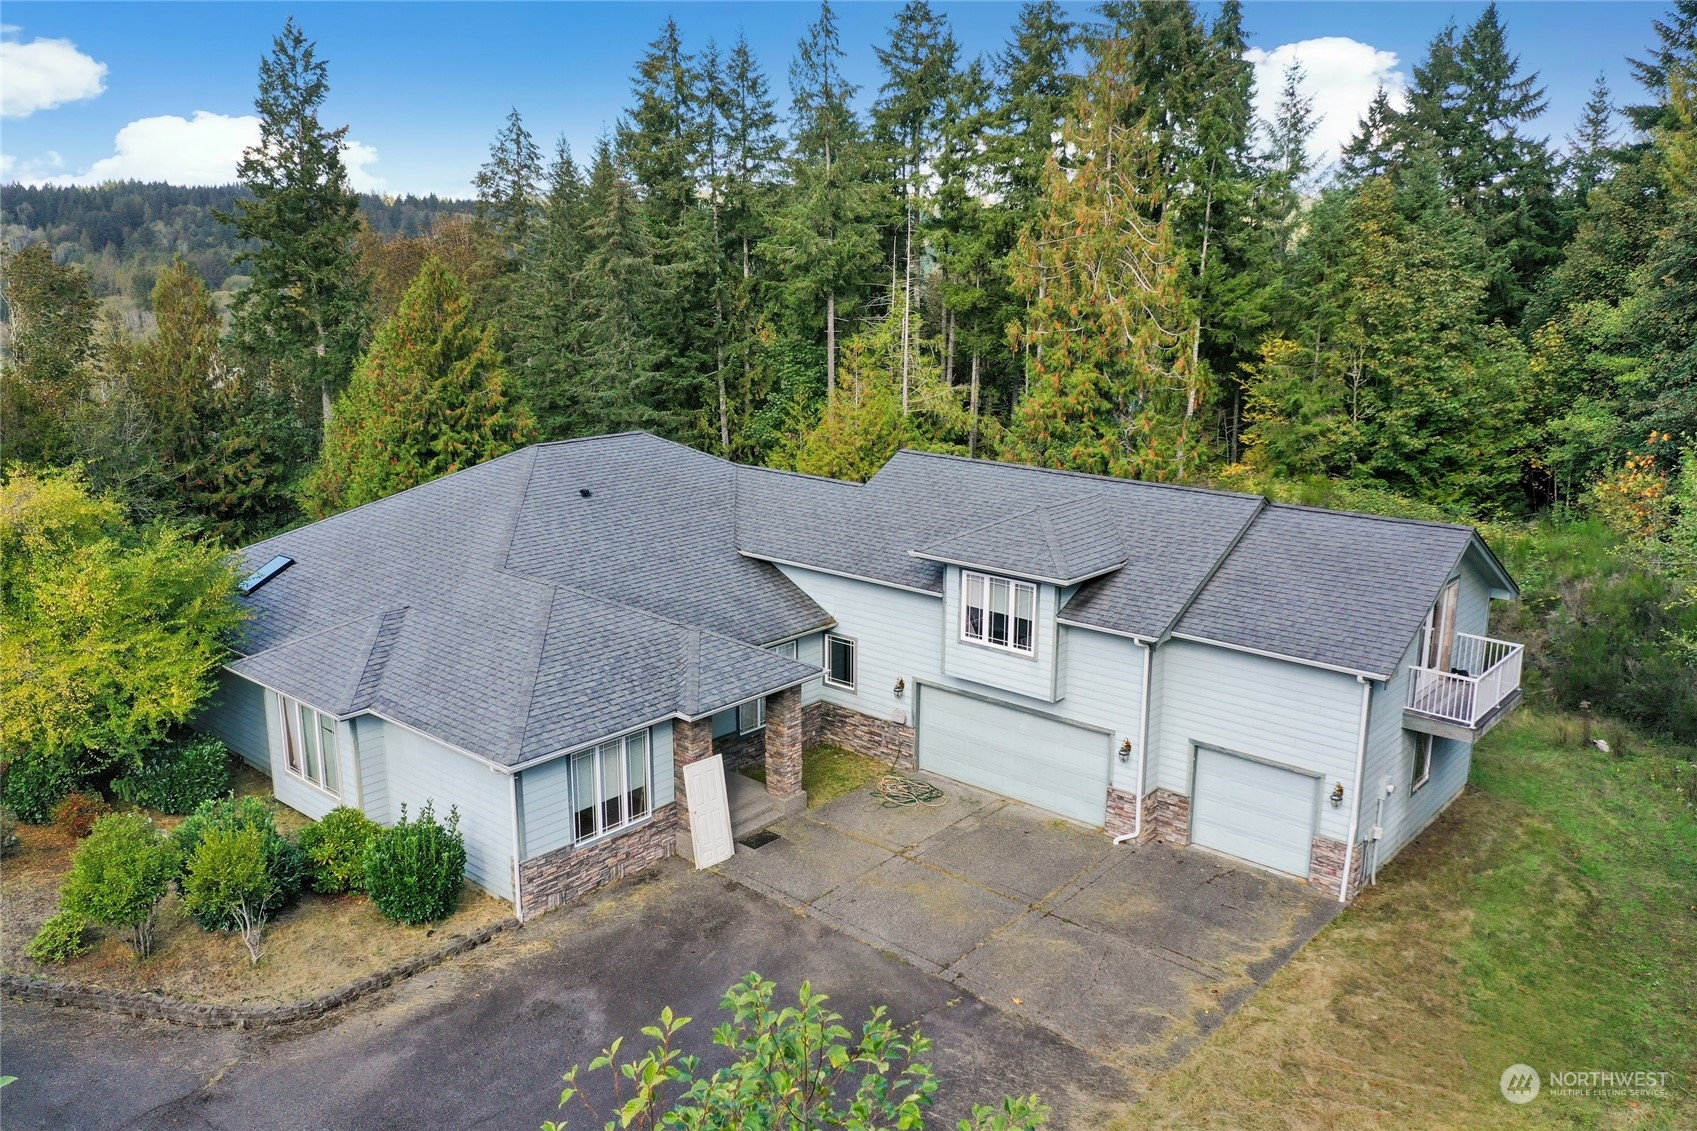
196,432,1522,918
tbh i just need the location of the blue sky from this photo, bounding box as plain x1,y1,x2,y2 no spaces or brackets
0,2,1670,199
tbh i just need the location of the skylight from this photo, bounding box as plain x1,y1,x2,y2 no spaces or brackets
239,555,294,596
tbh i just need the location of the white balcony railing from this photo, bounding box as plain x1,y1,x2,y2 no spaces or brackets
1405,631,1524,728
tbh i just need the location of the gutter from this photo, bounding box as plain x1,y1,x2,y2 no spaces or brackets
1339,675,1375,903
1114,639,1156,845
508,773,525,922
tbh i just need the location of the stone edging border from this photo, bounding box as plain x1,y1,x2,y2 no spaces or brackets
0,917,519,1029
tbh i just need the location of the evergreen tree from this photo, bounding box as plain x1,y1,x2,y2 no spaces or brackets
1625,0,1697,133
1004,40,1204,480
764,0,882,394
0,245,98,465
1567,74,1619,205
512,140,591,440
1629,64,1697,442
474,108,544,257
304,258,533,517
221,17,369,427
1339,88,1401,181
989,1,1076,223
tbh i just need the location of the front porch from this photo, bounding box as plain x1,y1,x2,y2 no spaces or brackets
672,685,808,861
1404,631,1524,741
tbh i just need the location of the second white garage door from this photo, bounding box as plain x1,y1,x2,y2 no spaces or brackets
1189,746,1319,877
916,686,1110,826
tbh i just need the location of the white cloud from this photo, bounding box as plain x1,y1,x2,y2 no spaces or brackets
1245,38,1410,172
1,30,108,118
6,110,385,190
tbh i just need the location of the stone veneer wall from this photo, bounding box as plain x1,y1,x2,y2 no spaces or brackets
672,715,714,845
1308,834,1367,900
518,807,678,918
1104,786,1138,837
713,728,766,773
803,701,914,769
1139,788,1191,844
764,687,804,797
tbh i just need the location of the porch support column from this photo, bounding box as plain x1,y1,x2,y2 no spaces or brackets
673,715,715,852
763,686,803,799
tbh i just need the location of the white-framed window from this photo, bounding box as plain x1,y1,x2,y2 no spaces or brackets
738,698,766,734
279,696,340,797
962,571,1037,655
572,729,651,844
1411,732,1433,792
825,634,856,690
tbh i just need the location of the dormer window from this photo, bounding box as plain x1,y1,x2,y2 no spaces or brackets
962,571,1036,655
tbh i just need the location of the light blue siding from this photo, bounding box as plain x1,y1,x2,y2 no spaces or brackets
652,721,675,808
794,633,826,706
354,715,390,824
520,754,573,860
941,566,1061,702
382,722,514,900
1150,640,1364,845
195,671,270,769
711,709,738,738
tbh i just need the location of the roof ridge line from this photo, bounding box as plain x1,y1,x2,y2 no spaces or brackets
231,612,385,663
1159,495,1271,639
497,445,543,573
508,585,558,761
346,606,409,712
1038,507,1068,580
889,448,1265,500
1262,499,1475,532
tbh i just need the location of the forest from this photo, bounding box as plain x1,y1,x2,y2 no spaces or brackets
2,0,1694,739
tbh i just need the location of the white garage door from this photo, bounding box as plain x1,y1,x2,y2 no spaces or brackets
1190,746,1318,877
917,687,1110,826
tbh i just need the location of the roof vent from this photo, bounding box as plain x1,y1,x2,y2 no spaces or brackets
238,554,293,596
580,488,592,498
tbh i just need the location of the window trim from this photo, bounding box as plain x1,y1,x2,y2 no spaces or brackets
960,570,1038,657
824,633,857,690
1411,732,1433,792
737,697,767,735
277,695,341,799
571,728,653,847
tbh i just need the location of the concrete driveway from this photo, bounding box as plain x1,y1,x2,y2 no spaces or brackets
2,774,1336,1130
720,772,1339,1073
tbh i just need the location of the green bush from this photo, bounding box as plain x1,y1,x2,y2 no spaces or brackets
364,801,466,925
60,813,177,957
1,757,80,825
25,910,93,964
111,736,231,814
172,796,306,930
51,791,111,838
181,824,277,962
1,805,20,856
299,806,382,894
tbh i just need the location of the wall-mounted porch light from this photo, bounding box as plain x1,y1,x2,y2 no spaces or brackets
893,678,905,699
1330,782,1345,808
1118,739,1133,764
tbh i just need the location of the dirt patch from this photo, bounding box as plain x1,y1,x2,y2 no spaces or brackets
1,817,509,1007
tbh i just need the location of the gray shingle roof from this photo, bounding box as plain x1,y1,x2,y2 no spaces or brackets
233,433,1512,765
230,435,824,766
1171,505,1480,678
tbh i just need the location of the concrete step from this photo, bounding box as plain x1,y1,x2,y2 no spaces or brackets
726,772,805,838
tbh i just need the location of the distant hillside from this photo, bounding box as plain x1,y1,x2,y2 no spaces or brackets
0,181,473,310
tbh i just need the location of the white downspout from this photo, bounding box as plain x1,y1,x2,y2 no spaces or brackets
1339,675,1374,903
1115,640,1155,845
508,770,525,922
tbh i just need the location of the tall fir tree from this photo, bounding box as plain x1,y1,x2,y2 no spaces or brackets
1567,74,1619,205
221,17,369,427
512,139,591,440
0,245,98,465
1004,39,1204,480
305,257,534,517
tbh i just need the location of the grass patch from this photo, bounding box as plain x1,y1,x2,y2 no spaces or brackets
1,784,509,1005
1114,708,1696,1130
740,743,888,807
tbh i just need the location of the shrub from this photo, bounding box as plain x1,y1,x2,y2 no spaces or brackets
51,791,112,838
25,910,93,964
299,806,382,894
172,796,307,929
364,801,466,925
60,813,177,957
111,736,231,814
0,805,19,856
182,824,276,964
1,757,80,825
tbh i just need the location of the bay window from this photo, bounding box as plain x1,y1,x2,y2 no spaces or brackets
279,696,340,796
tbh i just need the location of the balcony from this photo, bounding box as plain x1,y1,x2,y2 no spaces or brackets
1404,632,1524,741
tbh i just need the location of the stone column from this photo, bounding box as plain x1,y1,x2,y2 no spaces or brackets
672,715,715,854
763,686,804,799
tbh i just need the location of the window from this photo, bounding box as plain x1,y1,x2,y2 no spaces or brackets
825,634,856,689
962,571,1037,656
773,639,799,661
279,696,339,797
738,697,766,734
1411,733,1433,792
573,729,651,844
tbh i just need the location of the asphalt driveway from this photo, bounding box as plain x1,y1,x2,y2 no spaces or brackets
720,772,1340,1072
2,774,1336,1130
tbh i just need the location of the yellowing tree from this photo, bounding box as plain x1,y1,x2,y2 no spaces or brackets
1004,38,1204,481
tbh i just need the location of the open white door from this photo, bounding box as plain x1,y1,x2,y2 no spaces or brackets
683,754,735,869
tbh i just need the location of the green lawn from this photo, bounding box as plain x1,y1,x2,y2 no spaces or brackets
740,743,889,807
1114,709,1696,1130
